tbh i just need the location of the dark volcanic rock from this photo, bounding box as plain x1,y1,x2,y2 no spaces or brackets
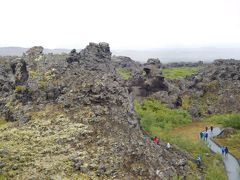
183,59,240,116
0,42,194,179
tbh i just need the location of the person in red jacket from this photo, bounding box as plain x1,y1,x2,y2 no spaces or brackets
153,136,159,144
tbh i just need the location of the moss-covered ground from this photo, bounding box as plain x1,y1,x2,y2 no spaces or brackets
0,105,93,179
116,68,131,80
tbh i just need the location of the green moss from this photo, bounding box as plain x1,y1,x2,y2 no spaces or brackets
182,95,190,110
29,70,38,79
116,68,131,80
38,80,48,89
0,105,94,179
203,80,219,92
0,119,7,126
162,66,201,79
15,85,26,92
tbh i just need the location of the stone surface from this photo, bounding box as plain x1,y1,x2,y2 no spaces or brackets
0,43,194,179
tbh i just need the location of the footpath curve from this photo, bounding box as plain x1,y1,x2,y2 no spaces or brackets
205,127,240,180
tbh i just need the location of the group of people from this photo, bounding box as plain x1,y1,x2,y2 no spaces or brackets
196,126,214,166
199,126,214,141
221,146,229,156
200,131,208,140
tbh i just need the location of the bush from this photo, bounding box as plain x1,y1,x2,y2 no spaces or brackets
206,114,240,129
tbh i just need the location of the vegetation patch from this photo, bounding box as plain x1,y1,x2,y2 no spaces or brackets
134,99,227,179
162,66,201,79
0,105,93,179
150,122,227,180
206,113,240,129
181,95,190,110
134,99,192,131
116,68,131,80
15,85,26,92
0,118,7,127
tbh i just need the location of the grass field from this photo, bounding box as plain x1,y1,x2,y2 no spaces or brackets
162,66,201,79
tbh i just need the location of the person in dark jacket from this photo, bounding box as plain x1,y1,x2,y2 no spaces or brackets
210,126,213,133
225,147,229,156
205,126,208,132
205,132,208,141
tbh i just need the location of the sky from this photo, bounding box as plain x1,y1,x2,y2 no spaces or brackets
0,0,240,49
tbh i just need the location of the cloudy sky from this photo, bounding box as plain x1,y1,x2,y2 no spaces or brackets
0,0,240,49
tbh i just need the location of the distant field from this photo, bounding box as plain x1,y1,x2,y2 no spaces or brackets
162,66,201,79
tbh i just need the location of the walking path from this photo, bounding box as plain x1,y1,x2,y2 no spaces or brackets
205,127,240,180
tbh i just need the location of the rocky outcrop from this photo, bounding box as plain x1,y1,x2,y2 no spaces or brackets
217,127,236,138
145,58,162,69
0,43,194,179
24,46,44,60
183,59,240,116
112,55,141,72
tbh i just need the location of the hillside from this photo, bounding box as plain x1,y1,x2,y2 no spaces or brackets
0,43,195,179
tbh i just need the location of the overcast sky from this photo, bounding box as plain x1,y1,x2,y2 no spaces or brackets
0,0,240,49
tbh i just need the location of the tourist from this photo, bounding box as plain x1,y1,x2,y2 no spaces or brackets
167,142,171,149
205,126,208,132
221,146,225,155
225,147,229,156
210,126,213,133
205,132,208,141
153,136,159,145
196,155,201,167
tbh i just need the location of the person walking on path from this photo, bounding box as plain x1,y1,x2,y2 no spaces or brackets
221,146,225,155
225,147,229,156
205,132,208,141
210,126,213,133
205,126,208,132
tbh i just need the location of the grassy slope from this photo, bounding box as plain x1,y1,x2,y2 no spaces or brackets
162,66,201,79
135,99,227,180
